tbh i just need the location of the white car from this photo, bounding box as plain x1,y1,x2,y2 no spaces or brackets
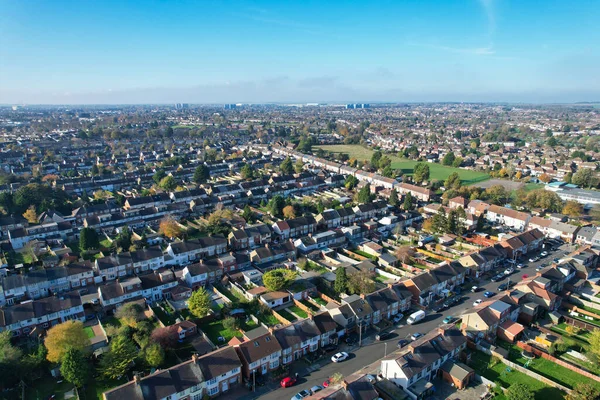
529,258,536,263
473,299,483,307
331,352,349,363
516,263,525,269
504,268,514,275
541,251,548,257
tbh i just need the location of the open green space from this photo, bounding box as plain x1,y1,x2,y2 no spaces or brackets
152,306,177,326
314,144,490,185
288,305,309,318
240,318,259,331
276,309,297,322
469,351,565,400
201,321,243,344
256,312,280,326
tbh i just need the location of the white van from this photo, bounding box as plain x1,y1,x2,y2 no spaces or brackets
406,310,426,325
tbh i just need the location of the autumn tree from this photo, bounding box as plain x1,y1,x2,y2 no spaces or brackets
159,175,177,191
283,205,296,219
188,287,211,318
45,320,90,363
22,206,38,223
572,168,597,188
159,217,184,238
345,175,359,190
395,246,414,264
294,158,304,173
347,271,375,295
144,343,165,368
566,382,600,400
588,330,600,359
115,302,145,327
562,200,583,217
150,326,178,349
539,173,552,183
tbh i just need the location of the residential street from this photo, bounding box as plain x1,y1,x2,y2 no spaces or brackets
243,243,573,400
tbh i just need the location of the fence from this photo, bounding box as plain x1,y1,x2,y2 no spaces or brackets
318,291,339,305
562,314,600,332
293,298,314,316
516,341,600,384
374,268,402,281
562,303,600,319
271,309,292,326
416,248,452,262
146,305,165,328
211,285,233,305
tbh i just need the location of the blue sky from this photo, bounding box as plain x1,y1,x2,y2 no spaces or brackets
1,0,599,104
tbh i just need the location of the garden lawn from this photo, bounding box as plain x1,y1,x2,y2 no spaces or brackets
201,321,243,344
314,144,489,185
84,326,95,338
83,377,128,400
350,249,377,260
25,376,74,400
152,306,177,326
300,299,320,312
312,297,328,307
256,312,280,326
100,238,112,248
289,305,309,318
277,309,297,322
240,318,259,331
468,351,565,400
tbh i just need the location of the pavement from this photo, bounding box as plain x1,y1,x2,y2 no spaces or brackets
240,243,573,400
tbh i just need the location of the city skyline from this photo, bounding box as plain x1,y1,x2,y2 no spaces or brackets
1,0,599,104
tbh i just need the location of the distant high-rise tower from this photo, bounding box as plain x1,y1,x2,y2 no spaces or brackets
175,103,189,110
224,104,237,109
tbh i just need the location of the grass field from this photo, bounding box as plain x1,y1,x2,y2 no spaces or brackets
314,144,490,185
288,305,309,318
84,326,95,338
202,321,243,344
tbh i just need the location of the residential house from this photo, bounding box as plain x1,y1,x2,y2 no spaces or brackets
234,332,282,378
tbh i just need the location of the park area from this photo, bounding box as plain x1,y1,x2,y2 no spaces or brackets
313,144,490,185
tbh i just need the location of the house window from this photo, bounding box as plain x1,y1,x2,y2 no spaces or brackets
192,394,202,400
209,387,219,395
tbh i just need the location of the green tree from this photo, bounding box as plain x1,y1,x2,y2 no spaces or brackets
193,165,210,183
223,316,239,331
188,287,211,318
280,157,294,175
347,271,375,295
240,163,254,180
79,227,100,250
432,209,448,234
506,383,533,400
413,163,430,184
115,303,145,327
334,267,348,294
159,175,177,191
60,348,89,388
294,158,304,173
589,330,600,359
262,269,296,291
484,184,510,205
389,189,399,206
268,195,285,218
403,192,413,211
152,169,166,185
442,152,456,166
452,157,463,168
242,205,255,223
144,343,165,368
100,334,138,379
371,151,382,170
445,172,461,189
357,185,373,203
572,168,596,188
547,137,558,147
345,175,359,190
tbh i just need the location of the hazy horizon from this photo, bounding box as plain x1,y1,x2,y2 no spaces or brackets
1,0,599,104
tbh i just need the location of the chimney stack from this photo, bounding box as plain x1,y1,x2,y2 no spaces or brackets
359,293,365,300
341,380,348,390
192,353,198,363
134,374,141,385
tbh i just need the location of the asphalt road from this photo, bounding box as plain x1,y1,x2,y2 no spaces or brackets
249,243,573,400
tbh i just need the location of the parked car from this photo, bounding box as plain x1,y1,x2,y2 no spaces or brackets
498,281,515,291
323,379,331,388
292,390,311,400
491,274,504,282
541,251,548,257
516,263,525,269
281,377,297,388
310,385,324,394
443,316,454,324
471,286,479,293
397,339,409,348
473,299,483,307
484,291,495,298
504,268,514,275
535,266,543,272
331,352,349,363
410,332,424,341
392,313,404,323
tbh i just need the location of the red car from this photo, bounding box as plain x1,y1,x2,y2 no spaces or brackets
323,379,330,388
281,376,297,388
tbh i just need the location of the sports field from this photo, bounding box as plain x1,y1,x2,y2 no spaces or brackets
314,144,490,185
